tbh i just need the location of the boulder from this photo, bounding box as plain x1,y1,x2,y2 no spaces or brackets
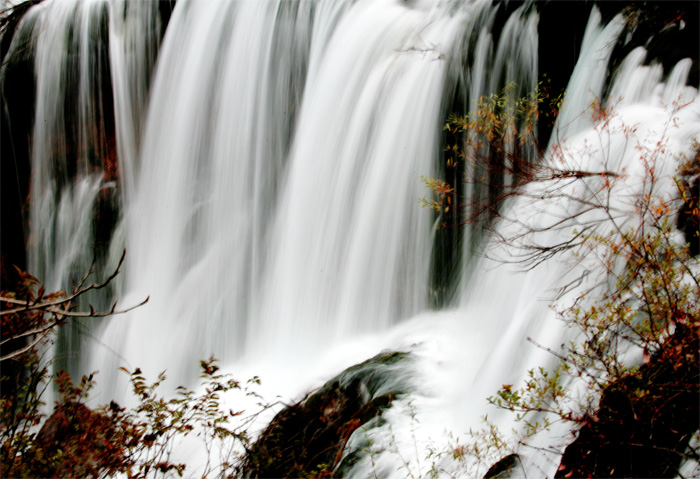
239,351,412,478
484,454,526,479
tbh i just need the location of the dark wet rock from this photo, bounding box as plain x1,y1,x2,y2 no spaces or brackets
678,175,700,256
484,453,526,479
239,350,412,478
555,326,699,478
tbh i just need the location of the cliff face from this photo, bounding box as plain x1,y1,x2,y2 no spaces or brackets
1,1,42,284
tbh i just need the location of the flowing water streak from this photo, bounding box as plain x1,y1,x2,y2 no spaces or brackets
250,0,469,357
23,0,107,289
552,8,625,142
93,0,321,389
108,0,164,203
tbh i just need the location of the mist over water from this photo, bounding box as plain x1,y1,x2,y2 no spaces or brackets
3,0,698,476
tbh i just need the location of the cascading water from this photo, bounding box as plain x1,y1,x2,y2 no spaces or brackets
4,0,120,373
2,0,698,477
87,0,541,392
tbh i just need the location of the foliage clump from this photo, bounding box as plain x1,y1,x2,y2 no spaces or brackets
0,260,411,479
0,260,269,479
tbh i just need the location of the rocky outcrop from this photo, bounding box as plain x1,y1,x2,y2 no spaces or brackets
239,351,412,478
555,325,699,478
484,454,526,479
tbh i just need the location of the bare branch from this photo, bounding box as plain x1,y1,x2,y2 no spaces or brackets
0,250,146,363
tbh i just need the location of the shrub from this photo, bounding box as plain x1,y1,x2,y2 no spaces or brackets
0,255,269,478
423,84,699,477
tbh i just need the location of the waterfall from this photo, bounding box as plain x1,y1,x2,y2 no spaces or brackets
2,0,698,476
87,0,541,389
